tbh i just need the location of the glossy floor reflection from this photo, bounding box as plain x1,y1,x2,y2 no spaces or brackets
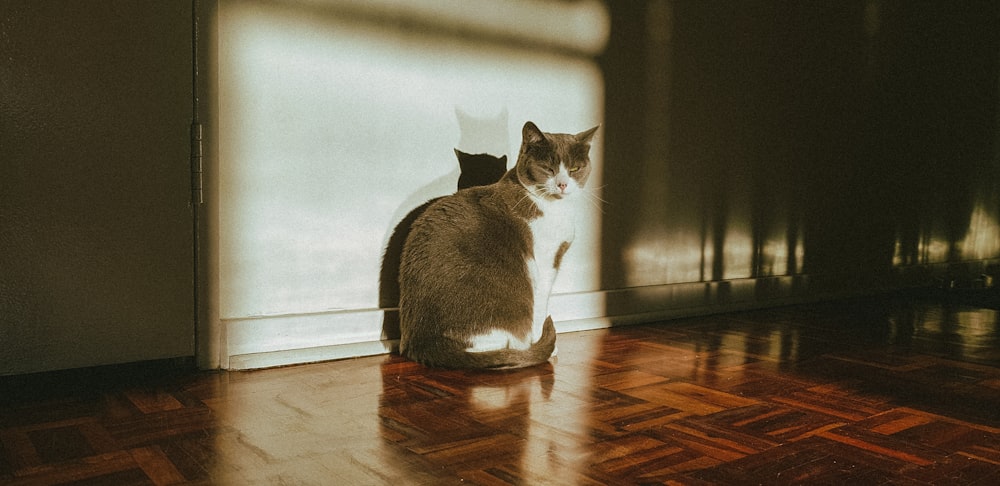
2,291,999,484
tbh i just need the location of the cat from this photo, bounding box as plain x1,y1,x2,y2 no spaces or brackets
379,150,508,341
398,121,599,369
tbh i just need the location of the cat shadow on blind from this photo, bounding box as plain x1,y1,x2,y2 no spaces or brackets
379,150,507,343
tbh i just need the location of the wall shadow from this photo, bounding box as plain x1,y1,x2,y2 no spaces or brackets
599,1,1000,292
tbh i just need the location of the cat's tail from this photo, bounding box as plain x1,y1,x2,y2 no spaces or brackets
410,317,557,370
463,317,557,370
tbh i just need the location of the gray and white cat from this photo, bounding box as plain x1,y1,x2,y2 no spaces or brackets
398,121,599,369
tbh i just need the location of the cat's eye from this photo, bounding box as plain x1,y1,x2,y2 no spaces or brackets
569,166,581,173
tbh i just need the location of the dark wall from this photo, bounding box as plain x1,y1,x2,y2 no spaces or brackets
1,0,195,374
600,0,1000,290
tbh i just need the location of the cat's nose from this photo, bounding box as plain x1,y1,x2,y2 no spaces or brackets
558,182,568,192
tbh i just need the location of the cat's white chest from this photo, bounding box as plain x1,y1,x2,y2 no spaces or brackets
530,200,576,258
526,198,576,341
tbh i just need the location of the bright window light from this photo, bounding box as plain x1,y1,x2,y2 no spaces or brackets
218,0,608,323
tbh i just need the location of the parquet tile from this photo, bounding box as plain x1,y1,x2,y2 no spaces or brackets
2,290,999,484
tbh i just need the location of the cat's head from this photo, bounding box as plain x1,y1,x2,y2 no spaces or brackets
515,121,599,201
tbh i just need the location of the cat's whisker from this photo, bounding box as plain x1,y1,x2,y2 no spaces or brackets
585,190,609,205
580,188,608,213
583,197,605,213
512,191,533,211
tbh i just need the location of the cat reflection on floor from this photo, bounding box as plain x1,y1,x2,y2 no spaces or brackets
399,122,599,369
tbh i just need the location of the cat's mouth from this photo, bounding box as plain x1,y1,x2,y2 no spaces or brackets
535,185,566,200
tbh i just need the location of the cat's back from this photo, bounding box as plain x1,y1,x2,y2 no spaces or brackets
409,185,493,238
403,177,530,269
411,175,513,232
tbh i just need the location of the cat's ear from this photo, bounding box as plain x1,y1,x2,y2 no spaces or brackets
454,148,472,169
522,121,547,145
575,125,600,144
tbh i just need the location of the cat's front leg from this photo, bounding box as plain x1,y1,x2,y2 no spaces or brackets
526,257,553,343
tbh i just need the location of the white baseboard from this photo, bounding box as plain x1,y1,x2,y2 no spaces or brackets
221,273,868,370
222,259,1000,370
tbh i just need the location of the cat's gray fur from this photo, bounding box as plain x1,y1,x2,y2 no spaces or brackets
379,151,508,341
398,121,599,369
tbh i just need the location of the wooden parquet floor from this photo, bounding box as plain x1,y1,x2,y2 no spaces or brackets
2,291,999,485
